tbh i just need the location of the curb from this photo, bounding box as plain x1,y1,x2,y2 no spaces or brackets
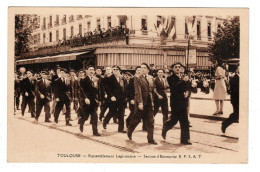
190,97,230,101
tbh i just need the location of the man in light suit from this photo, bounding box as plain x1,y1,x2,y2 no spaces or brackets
53,68,72,126
221,65,239,133
127,63,157,145
35,70,52,122
153,69,169,124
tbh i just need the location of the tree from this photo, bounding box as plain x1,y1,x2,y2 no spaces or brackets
15,14,39,56
209,16,240,60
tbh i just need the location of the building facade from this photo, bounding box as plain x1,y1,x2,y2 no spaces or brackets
16,14,224,72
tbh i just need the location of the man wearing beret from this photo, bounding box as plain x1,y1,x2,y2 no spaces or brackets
20,69,36,118
53,68,72,126
35,70,52,122
162,62,191,145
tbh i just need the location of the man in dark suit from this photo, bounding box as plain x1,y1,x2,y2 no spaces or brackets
99,67,113,121
127,63,157,145
53,68,72,126
35,70,52,122
78,66,100,136
221,65,239,133
103,66,127,133
70,69,79,113
162,62,191,145
154,69,169,124
20,70,36,118
51,66,61,115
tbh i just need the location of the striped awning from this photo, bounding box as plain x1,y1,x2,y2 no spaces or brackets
16,51,91,65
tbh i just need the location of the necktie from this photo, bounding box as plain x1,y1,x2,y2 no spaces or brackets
145,75,149,85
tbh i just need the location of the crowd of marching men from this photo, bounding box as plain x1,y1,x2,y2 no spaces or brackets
14,61,239,145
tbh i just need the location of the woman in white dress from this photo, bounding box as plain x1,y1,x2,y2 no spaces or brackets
213,59,227,115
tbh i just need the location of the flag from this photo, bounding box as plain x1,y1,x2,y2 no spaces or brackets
186,16,196,37
168,18,177,41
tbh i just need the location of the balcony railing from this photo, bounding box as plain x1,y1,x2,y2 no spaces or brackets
48,23,52,29
19,27,127,59
61,19,67,25
54,21,59,27
77,15,83,20
69,16,74,23
41,25,46,30
142,30,148,35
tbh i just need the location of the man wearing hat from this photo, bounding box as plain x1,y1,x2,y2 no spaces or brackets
162,62,191,145
53,68,72,126
35,70,52,122
78,66,100,136
103,65,128,133
20,69,36,118
51,66,61,115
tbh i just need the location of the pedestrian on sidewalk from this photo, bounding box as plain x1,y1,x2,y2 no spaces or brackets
222,65,239,133
212,59,227,115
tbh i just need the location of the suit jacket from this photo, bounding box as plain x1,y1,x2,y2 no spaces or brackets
107,74,127,105
167,73,187,109
35,79,52,101
54,77,72,101
134,74,154,107
154,76,168,101
70,76,79,100
20,77,36,98
79,75,99,109
127,77,135,101
229,74,239,105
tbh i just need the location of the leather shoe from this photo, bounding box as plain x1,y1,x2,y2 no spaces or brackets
45,119,51,123
99,116,103,121
127,132,132,140
54,119,58,124
103,122,107,129
162,129,167,140
148,140,158,145
93,132,101,136
66,122,72,126
79,125,83,132
181,141,192,145
221,124,226,134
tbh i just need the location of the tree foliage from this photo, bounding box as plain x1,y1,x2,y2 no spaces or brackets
15,14,39,56
209,16,240,60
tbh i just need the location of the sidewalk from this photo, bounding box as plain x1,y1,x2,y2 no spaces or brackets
162,90,233,121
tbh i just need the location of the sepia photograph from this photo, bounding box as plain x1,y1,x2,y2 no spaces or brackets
7,7,249,163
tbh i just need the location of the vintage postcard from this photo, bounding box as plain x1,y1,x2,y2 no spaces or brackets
7,7,249,163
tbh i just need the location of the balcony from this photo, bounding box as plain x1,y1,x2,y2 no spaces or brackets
41,25,46,31
141,30,148,35
54,21,59,27
69,16,74,23
77,15,83,20
19,27,127,59
48,23,52,29
61,19,67,25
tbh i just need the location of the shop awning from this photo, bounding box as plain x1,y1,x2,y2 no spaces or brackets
16,51,92,65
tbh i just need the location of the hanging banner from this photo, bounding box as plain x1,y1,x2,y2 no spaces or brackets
186,49,197,64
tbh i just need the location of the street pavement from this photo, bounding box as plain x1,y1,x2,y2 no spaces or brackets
10,97,238,156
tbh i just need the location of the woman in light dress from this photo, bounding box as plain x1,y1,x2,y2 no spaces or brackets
213,59,227,115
